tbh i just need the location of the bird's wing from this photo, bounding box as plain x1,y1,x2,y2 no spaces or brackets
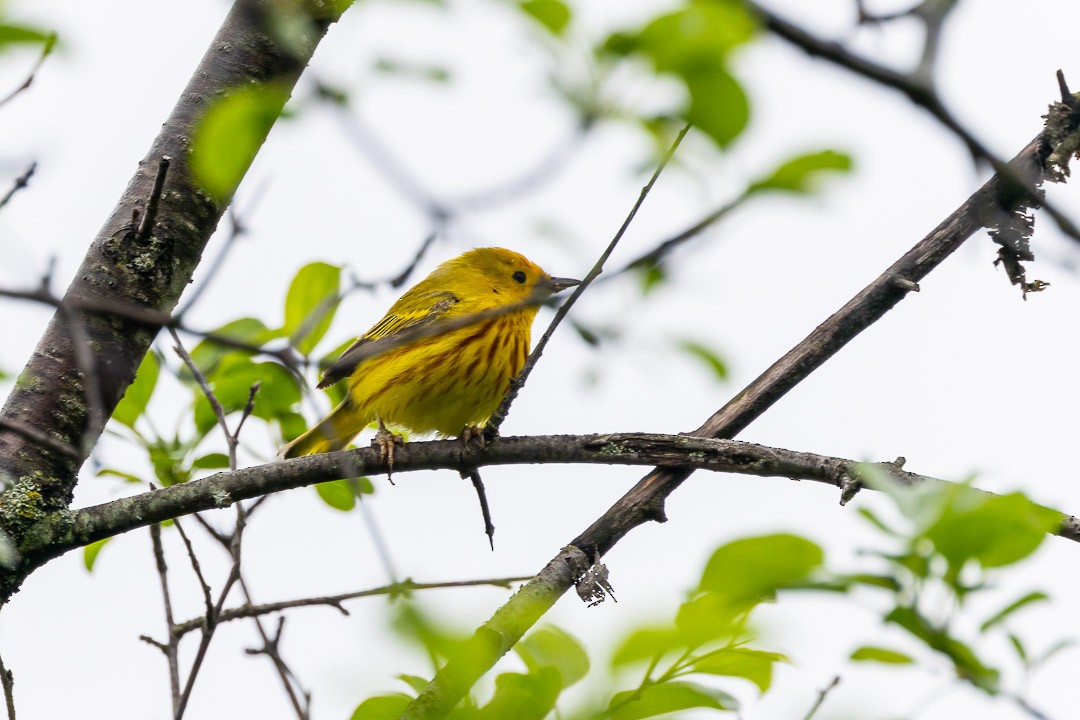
316,290,460,389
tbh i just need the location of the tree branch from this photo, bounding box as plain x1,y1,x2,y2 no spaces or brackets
14,432,1079,565
401,96,1080,717
0,0,344,593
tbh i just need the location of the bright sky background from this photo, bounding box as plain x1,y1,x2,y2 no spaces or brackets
2,1,1080,718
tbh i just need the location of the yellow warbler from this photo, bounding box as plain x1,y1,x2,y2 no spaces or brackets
280,247,579,458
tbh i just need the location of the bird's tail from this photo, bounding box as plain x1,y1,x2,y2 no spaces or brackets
279,399,371,459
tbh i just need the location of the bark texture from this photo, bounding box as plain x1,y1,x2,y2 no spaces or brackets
0,0,342,598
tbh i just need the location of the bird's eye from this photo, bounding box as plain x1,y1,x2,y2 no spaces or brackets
512,271,527,284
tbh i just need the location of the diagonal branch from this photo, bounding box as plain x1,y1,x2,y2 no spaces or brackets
400,97,1080,718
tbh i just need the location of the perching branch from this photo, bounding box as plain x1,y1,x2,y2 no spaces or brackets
16,432,1080,564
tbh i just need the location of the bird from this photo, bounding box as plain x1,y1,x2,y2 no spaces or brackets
279,247,580,460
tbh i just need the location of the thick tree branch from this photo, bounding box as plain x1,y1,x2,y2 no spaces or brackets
403,98,1080,717
15,432,1080,567
0,0,343,592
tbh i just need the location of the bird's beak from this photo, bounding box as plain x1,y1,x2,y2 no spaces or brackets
546,276,582,294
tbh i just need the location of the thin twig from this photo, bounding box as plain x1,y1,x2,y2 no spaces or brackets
803,675,840,720
0,163,36,213
460,468,495,550
0,649,14,720
237,578,310,719
485,123,691,439
747,1,1080,244
149,524,181,714
0,33,56,109
173,518,214,619
137,157,171,241
0,418,78,459
170,576,533,638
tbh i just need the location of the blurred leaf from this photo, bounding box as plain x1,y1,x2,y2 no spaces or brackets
608,2,754,70
639,264,667,295
922,491,1059,572
980,591,1049,632
831,573,902,592
83,537,112,572
476,669,561,720
284,262,342,355
192,83,290,199
748,150,852,195
1033,638,1075,669
97,468,143,484
113,351,159,428
350,693,412,720
194,355,299,435
1009,633,1028,664
674,593,746,646
519,0,571,35
690,648,785,693
886,605,999,692
699,534,823,601
392,604,467,661
516,626,589,688
856,506,901,537
612,627,683,667
148,438,193,486
191,452,231,471
316,479,357,511
608,681,738,720
278,410,309,443
678,340,728,381
850,646,914,664
373,57,451,83
397,674,429,694
0,25,55,48
683,65,748,148
185,318,280,380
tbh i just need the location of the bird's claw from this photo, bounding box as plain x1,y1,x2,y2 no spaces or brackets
373,423,405,482
460,425,486,451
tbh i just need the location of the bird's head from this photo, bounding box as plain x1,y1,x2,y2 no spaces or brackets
450,247,580,305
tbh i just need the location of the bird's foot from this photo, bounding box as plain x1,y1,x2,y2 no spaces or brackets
460,424,486,451
373,422,405,483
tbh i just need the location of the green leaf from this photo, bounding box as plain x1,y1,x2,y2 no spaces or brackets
980,591,1049,632
749,150,852,195
612,2,755,71
678,340,728,381
886,606,999,692
97,468,144,484
690,648,786,693
284,262,342,355
476,669,561,720
922,491,1060,572
191,453,231,471
194,356,300,435
516,626,590,688
856,506,901,536
397,674,429,694
850,646,914,664
315,479,357,511
683,65,749,148
83,537,112,572
147,438,193,487
191,83,290,200
612,627,684,667
350,693,412,720
639,264,667,295
519,0,571,35
372,58,451,83
674,593,746,646
608,681,738,720
1008,634,1028,664
185,318,280,381
699,534,823,601
113,351,159,428
0,25,56,48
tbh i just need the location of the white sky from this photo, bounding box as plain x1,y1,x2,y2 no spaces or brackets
2,0,1080,718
